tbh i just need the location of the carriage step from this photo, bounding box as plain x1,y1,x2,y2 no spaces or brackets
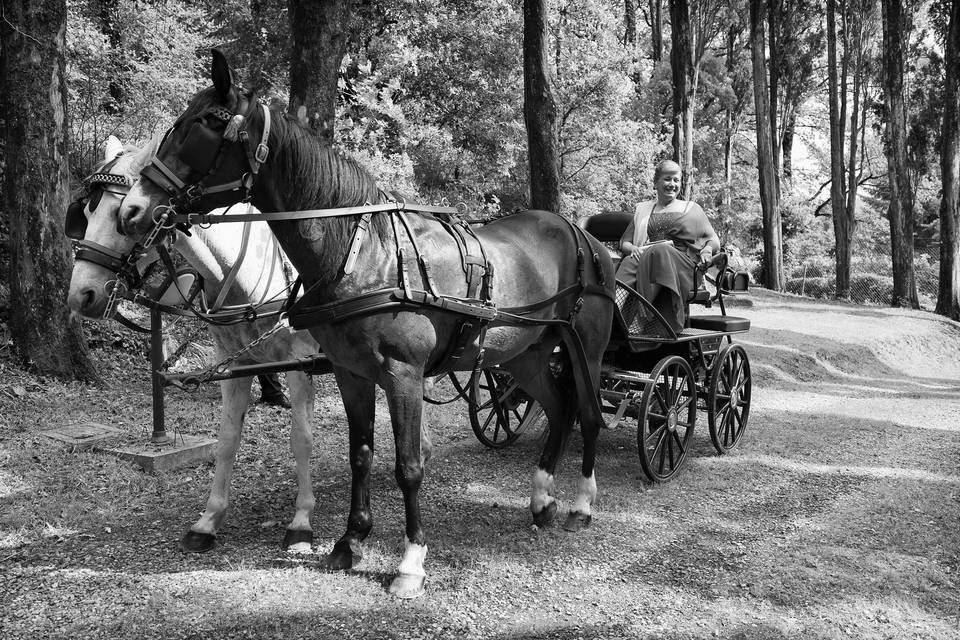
688,315,751,333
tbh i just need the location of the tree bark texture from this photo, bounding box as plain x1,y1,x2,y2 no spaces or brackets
937,0,960,319
0,0,97,379
843,13,868,300
781,107,795,181
880,0,918,308
523,0,562,213
827,0,852,298
766,0,780,179
669,0,692,196
649,0,663,62
287,0,350,143
750,0,783,290
625,0,637,45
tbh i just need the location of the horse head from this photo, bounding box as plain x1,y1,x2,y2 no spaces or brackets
119,49,264,239
66,136,154,317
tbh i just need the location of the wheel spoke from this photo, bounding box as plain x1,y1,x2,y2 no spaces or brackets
672,429,686,454
659,432,671,474
653,386,669,412
481,407,497,432
645,421,667,445
731,357,745,388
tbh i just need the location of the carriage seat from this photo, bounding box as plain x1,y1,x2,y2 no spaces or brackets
579,212,632,243
581,212,713,305
688,315,751,332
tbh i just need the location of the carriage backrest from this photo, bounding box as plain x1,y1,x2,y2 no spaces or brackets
579,212,632,244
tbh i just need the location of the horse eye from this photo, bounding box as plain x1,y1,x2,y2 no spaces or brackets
86,188,104,213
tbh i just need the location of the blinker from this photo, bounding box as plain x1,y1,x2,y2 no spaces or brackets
182,119,223,174
65,198,88,240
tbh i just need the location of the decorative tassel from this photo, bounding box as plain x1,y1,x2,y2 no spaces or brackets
224,114,245,141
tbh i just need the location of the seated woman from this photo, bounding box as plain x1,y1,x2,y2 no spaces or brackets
616,160,720,336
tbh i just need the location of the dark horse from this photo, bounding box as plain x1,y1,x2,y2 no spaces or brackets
119,51,615,597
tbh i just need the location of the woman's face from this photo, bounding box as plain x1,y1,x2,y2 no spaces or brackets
655,169,682,203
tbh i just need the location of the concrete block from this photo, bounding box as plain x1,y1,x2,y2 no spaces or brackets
41,422,124,449
106,434,217,472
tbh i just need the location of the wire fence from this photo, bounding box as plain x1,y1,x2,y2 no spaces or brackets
782,247,941,310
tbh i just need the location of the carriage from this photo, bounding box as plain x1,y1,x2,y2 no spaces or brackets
68,49,755,597
465,211,753,483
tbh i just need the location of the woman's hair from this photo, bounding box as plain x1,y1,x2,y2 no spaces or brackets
653,159,682,182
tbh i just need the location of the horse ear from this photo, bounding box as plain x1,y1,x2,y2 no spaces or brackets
103,135,123,161
211,49,235,103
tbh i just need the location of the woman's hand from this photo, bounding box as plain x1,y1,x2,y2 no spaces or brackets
698,249,714,266
630,246,644,261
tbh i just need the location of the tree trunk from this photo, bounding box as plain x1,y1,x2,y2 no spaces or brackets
880,0,918,308
650,0,663,62
767,0,780,178
625,0,637,45
937,0,960,319
0,0,98,379
90,0,123,111
843,13,868,300
781,105,795,182
722,24,737,212
750,0,784,290
827,0,852,299
287,0,350,143
523,0,562,213
669,0,692,195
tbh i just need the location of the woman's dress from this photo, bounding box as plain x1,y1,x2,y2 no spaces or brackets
615,200,717,334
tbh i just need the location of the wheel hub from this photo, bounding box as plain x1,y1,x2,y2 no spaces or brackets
666,408,678,431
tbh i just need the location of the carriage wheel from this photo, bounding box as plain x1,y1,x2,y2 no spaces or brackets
469,368,541,449
708,344,752,454
637,356,697,482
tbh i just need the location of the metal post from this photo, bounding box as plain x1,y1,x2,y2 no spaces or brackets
150,307,169,444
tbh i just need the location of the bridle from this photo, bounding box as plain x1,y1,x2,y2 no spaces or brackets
66,163,157,291
137,90,271,228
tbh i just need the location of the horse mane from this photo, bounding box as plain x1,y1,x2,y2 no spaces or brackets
250,97,392,284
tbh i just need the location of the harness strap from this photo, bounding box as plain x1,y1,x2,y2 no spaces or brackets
175,201,459,227
343,213,372,275
394,211,441,299
288,287,498,330
113,311,152,334
208,219,252,313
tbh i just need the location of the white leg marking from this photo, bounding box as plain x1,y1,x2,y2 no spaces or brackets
530,468,556,513
570,472,597,515
397,538,428,577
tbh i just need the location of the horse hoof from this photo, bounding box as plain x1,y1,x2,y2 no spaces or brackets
180,530,216,553
389,573,425,599
532,500,558,528
562,511,592,532
282,528,314,554
323,539,362,571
